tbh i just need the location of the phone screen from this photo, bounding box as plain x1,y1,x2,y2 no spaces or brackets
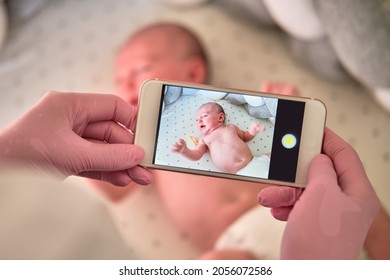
152,84,305,183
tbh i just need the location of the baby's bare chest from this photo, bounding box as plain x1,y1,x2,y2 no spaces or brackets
203,126,240,147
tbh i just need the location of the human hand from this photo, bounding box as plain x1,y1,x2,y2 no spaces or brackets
171,138,188,154
0,91,153,186
258,128,380,259
249,123,265,135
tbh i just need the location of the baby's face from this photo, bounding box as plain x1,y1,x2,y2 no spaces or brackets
115,32,191,106
196,104,224,134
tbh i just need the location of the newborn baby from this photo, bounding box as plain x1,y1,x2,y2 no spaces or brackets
172,102,270,177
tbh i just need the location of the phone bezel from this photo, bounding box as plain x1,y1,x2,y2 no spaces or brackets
135,79,326,188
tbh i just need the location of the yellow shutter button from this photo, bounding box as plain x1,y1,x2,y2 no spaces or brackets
282,134,297,149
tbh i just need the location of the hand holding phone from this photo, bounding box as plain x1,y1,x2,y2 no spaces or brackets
135,79,326,188
262,128,380,259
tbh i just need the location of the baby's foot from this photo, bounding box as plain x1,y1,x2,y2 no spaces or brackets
260,81,300,97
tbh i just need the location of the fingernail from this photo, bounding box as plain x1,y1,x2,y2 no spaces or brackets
131,146,145,162
258,188,282,206
135,168,153,185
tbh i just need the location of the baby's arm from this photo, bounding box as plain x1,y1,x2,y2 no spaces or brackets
172,138,207,161
234,123,265,142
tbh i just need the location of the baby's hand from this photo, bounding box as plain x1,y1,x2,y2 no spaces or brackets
249,123,265,135
171,138,188,154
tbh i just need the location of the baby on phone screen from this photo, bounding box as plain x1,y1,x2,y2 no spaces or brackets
172,102,271,178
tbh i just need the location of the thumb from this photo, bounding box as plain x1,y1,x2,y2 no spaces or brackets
306,154,338,192
289,154,340,213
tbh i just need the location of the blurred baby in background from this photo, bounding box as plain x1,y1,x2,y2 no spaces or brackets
89,22,390,260
114,22,207,107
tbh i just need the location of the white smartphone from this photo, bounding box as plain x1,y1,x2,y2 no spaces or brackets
135,79,326,188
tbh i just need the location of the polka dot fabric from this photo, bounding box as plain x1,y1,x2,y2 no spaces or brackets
0,0,389,259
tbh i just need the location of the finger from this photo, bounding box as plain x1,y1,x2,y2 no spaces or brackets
70,93,137,130
82,121,134,144
268,156,337,221
79,170,133,186
79,166,153,187
270,206,293,221
307,154,339,189
257,186,303,208
127,166,153,185
322,128,371,194
306,153,380,224
80,141,145,172
172,147,181,153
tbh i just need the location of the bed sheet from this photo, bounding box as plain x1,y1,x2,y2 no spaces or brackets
0,0,389,259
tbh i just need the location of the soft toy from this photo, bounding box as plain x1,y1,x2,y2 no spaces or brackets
312,0,390,113
0,0,50,53
224,93,277,123
216,0,390,112
163,85,278,125
161,0,390,113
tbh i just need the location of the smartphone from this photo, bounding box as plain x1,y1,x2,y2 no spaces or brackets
135,79,326,188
